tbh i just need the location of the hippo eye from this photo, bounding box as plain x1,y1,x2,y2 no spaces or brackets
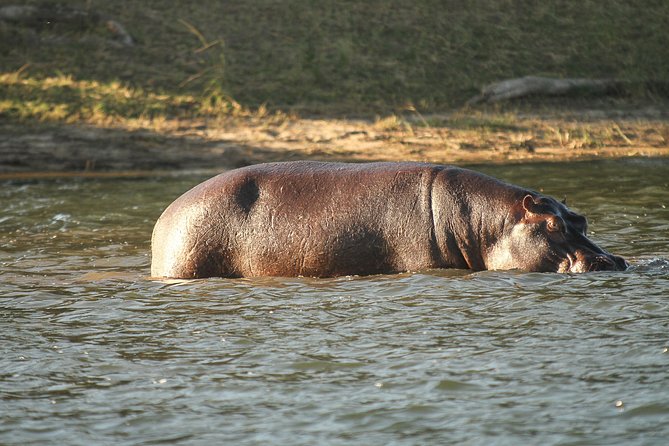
546,218,564,233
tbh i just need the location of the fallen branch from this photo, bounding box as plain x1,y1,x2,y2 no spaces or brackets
0,4,134,46
467,76,619,105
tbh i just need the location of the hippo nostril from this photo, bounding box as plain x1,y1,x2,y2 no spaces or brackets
587,255,616,272
586,254,630,272
612,255,629,271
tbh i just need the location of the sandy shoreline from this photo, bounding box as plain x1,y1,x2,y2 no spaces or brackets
2,112,668,179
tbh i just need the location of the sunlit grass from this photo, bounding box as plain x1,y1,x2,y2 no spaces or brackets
3,70,666,155
0,71,247,127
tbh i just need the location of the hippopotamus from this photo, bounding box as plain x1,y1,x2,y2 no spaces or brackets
151,161,628,278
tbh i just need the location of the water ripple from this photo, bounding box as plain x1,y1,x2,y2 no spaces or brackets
2,162,669,445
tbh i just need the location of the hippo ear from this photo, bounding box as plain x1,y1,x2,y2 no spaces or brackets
522,194,540,214
561,196,568,206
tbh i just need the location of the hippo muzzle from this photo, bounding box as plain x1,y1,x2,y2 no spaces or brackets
489,194,629,274
567,252,629,273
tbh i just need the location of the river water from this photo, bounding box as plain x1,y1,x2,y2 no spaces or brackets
1,159,668,445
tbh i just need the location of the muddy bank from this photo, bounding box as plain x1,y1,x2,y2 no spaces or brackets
2,111,668,178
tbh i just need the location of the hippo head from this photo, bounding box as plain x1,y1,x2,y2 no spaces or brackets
487,194,628,273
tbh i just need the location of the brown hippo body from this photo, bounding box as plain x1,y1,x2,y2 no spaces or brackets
151,161,627,278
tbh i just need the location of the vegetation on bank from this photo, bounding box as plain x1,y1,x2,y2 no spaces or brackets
1,0,668,126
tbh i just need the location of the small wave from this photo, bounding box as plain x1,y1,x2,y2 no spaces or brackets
51,213,72,223
628,258,669,273
623,402,669,418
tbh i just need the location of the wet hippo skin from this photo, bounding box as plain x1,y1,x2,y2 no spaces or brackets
151,161,628,278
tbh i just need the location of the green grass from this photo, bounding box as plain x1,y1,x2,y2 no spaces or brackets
0,70,234,125
1,0,668,123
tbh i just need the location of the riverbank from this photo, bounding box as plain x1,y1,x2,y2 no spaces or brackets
2,105,668,178
2,1,668,177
